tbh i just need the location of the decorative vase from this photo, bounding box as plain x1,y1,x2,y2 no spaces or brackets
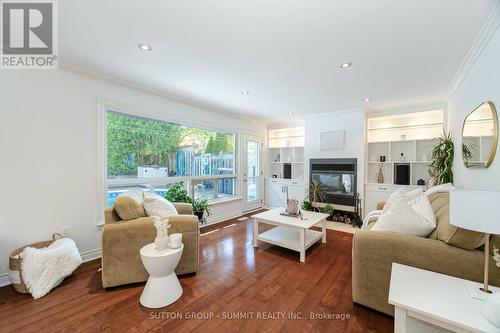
375,167,384,184
483,292,500,327
154,236,170,250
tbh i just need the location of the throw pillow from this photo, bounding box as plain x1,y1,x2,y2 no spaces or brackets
114,189,147,220
424,183,454,198
372,196,436,237
427,192,485,250
383,187,423,212
143,193,179,217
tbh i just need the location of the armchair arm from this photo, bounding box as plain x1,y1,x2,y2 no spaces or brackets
168,215,199,233
174,202,193,215
362,210,382,229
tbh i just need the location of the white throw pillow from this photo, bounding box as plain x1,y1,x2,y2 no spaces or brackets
424,183,454,198
372,196,436,237
383,187,423,212
143,193,179,217
411,194,436,227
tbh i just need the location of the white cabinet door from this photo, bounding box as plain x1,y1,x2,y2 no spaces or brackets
288,181,307,207
364,184,395,215
266,179,285,208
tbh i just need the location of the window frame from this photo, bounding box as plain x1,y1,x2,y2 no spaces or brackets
97,99,240,225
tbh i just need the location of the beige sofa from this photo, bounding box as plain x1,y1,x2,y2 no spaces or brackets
101,190,199,288
352,192,500,315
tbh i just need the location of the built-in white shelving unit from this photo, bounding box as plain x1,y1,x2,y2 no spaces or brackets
364,109,445,215
267,127,305,180
265,126,306,208
366,139,437,186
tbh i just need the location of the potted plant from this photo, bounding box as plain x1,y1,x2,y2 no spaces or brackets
429,132,455,186
163,181,193,203
322,204,334,220
306,180,327,212
301,199,313,211
192,198,211,222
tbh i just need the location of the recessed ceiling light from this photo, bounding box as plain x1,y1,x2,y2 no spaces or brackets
138,43,152,51
288,111,294,116
241,91,250,95
364,98,372,103
340,62,352,69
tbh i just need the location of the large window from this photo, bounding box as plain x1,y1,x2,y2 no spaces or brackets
105,111,237,206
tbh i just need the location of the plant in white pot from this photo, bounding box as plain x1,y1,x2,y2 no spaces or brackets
152,216,171,250
483,246,500,327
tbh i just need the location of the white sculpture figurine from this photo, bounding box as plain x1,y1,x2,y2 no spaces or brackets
152,216,171,250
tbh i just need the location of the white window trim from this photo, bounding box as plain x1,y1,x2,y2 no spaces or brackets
96,98,242,225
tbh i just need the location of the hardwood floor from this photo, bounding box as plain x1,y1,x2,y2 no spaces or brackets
0,212,393,333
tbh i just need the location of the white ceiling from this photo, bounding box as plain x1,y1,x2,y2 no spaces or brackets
60,0,498,122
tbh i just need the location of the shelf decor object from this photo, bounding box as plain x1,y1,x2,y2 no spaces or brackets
450,190,500,295
375,166,384,183
462,101,498,168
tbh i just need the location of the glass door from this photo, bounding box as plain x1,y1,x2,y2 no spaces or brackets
243,134,262,211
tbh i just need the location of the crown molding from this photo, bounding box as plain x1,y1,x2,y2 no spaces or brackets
446,1,500,99
59,63,267,126
302,107,365,120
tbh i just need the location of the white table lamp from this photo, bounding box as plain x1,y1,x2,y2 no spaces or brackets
450,190,500,294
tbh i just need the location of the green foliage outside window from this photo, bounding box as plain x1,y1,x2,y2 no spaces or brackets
107,111,234,178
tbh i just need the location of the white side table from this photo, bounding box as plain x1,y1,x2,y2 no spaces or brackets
139,243,184,308
389,263,500,333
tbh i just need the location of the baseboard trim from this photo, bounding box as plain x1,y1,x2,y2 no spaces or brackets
0,273,10,287
202,210,244,227
81,248,102,263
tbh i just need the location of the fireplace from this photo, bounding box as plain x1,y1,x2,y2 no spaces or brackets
309,158,357,206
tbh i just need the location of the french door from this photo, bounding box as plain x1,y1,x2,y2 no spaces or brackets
242,134,262,211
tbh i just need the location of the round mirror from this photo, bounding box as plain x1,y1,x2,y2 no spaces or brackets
462,101,498,168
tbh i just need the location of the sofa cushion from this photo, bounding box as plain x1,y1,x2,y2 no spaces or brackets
427,192,486,250
143,193,179,217
113,189,147,221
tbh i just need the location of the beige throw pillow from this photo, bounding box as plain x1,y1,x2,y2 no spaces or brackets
427,192,486,250
113,189,147,221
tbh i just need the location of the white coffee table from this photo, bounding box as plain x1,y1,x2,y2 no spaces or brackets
389,263,500,333
139,243,184,308
251,208,329,262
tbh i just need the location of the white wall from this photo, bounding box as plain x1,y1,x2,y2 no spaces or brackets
0,68,266,284
448,24,500,189
304,110,366,205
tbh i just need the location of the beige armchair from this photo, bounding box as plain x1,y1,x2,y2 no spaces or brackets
101,191,199,288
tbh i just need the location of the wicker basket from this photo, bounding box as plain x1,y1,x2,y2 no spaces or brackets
9,233,62,293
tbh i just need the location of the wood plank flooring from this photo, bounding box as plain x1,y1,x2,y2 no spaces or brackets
0,211,393,333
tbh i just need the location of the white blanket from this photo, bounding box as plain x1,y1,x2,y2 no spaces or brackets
20,238,83,299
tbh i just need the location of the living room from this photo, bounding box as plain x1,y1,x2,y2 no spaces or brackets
1,1,500,332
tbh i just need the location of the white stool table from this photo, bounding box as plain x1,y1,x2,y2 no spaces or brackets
139,243,184,308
